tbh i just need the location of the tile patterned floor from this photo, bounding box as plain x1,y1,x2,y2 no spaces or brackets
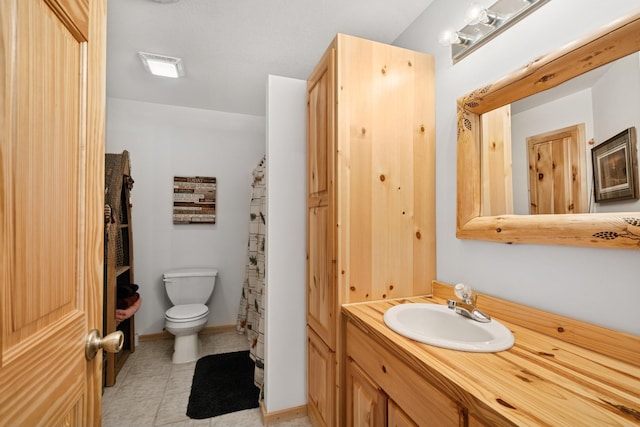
102,331,311,427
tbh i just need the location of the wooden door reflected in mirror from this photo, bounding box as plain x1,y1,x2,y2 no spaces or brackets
526,124,587,215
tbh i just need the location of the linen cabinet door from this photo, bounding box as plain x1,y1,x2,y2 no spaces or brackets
307,43,336,350
307,327,336,427
307,205,335,347
346,358,386,427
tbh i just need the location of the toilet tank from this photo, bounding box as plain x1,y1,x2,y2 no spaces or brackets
163,267,218,305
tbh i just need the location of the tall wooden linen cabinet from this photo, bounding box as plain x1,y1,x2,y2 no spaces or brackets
306,34,436,427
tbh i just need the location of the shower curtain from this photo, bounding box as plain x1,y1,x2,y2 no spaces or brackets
236,156,266,391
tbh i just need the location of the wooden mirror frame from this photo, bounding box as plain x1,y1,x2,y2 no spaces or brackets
457,10,640,249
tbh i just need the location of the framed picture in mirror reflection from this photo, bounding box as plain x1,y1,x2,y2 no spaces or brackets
592,127,638,203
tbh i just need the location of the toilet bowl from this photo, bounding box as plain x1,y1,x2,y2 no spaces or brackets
164,304,209,363
163,268,218,364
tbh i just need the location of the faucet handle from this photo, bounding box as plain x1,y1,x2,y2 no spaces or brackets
454,283,473,301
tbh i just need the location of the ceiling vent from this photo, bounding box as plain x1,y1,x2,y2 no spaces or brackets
138,52,185,78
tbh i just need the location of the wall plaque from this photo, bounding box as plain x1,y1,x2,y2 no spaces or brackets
173,176,217,224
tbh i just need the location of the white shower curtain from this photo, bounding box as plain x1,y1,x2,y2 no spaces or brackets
236,156,266,391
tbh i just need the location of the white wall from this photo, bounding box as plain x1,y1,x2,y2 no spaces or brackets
394,0,640,335
264,75,307,413
593,53,640,144
106,98,265,335
592,53,640,213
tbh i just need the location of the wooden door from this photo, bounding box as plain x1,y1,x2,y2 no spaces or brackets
527,124,587,214
0,0,106,425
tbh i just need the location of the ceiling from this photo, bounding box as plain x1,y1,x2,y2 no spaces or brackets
106,0,434,117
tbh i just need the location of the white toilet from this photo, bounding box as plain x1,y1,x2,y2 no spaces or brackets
163,267,218,364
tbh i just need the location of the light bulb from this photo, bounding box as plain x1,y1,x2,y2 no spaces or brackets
465,2,500,26
438,29,474,46
464,2,485,25
437,29,457,46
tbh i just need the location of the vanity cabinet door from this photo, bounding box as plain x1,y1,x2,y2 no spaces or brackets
346,357,386,427
347,322,463,426
388,400,418,427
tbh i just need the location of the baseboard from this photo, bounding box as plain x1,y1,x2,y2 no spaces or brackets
259,401,308,426
138,324,238,342
201,324,238,335
138,331,172,342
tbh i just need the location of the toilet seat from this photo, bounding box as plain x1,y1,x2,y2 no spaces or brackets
165,303,208,322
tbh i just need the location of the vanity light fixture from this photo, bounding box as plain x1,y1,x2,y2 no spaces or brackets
439,0,550,63
138,52,185,78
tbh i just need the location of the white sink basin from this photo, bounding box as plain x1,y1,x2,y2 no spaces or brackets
383,303,514,352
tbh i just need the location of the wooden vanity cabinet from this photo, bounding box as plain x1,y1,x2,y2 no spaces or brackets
346,321,466,427
306,33,435,426
344,288,640,426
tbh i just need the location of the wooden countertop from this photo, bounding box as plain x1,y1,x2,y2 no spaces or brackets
342,283,640,426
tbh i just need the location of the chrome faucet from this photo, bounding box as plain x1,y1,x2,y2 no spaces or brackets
447,283,491,323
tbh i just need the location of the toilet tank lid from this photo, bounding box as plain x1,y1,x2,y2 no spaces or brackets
163,268,218,279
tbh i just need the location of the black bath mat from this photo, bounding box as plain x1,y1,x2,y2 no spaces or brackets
186,350,260,419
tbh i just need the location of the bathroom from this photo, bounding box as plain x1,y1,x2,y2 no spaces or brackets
2,0,640,423
102,0,640,422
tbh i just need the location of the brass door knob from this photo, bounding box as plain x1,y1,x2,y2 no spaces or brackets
85,329,124,360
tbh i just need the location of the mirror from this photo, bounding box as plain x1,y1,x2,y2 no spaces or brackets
510,52,639,215
479,54,637,215
457,10,640,249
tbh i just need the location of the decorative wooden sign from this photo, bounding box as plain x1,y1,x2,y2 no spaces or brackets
173,176,217,224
